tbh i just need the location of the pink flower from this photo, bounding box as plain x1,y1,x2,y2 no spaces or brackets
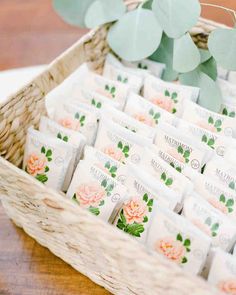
198,121,217,133
75,182,106,208
59,118,80,131
192,219,211,236
26,153,47,176
133,113,155,127
151,94,174,113
155,237,186,264
208,198,228,214
123,197,147,224
218,279,236,295
103,145,125,162
168,149,185,163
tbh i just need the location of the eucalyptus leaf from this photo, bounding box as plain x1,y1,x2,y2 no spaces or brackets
142,0,153,9
180,70,222,112
85,0,126,28
53,0,95,27
173,33,200,73
152,0,201,38
199,57,218,81
107,8,162,61
149,33,178,81
208,28,236,71
199,49,212,63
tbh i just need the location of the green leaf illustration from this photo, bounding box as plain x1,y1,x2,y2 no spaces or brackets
105,161,111,169
99,200,105,206
123,145,129,153
118,141,123,149
208,116,214,124
143,193,148,202
101,179,107,188
177,146,183,154
89,207,100,216
226,199,234,207
57,133,62,139
75,112,80,119
165,178,173,186
229,181,235,190
110,166,117,174
183,150,190,159
46,149,52,158
143,216,148,223
222,108,228,116
183,239,191,247
214,119,222,128
63,136,69,142
147,199,153,207
205,217,212,226
165,90,170,97
202,135,207,143
41,146,46,154
161,172,167,181
45,166,49,173
126,223,145,237
176,233,183,242
219,194,226,203
182,257,188,264
97,102,102,108
211,223,219,232
35,174,48,183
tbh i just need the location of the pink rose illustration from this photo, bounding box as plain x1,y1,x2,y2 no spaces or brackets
155,237,186,264
192,219,211,236
151,94,174,113
208,198,228,214
123,197,147,224
96,88,113,99
198,121,216,133
26,153,47,176
218,279,236,295
59,118,80,131
75,182,106,208
133,113,155,127
168,149,185,163
103,145,125,162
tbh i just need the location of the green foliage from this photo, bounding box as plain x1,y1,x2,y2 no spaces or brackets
208,28,236,71
85,0,126,28
107,8,162,61
152,0,201,38
53,0,95,27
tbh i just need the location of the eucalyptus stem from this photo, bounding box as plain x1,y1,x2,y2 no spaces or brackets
200,2,236,24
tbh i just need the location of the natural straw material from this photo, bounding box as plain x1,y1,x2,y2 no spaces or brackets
0,12,225,295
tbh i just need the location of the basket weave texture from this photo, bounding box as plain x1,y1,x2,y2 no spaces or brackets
0,8,224,295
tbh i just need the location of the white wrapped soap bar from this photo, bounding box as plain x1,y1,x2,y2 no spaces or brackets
67,160,127,222
94,118,152,165
182,194,236,252
146,206,211,275
207,248,236,294
23,127,74,191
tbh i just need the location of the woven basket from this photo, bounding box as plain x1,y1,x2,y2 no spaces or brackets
0,8,226,295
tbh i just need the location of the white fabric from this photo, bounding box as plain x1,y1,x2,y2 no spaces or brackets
0,65,46,104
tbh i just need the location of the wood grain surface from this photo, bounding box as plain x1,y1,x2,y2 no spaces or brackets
0,0,236,294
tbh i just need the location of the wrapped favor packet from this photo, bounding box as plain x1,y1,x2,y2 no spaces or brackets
193,173,236,222
146,206,211,275
23,127,74,191
182,194,236,251
39,116,86,190
101,105,156,140
94,118,152,165
122,59,165,78
143,75,199,116
113,164,181,242
83,146,126,183
103,54,143,93
124,92,175,128
154,122,214,172
67,160,127,222
204,157,236,192
70,68,130,109
53,102,98,145
175,117,234,157
122,164,181,211
139,146,193,200
74,88,121,115
182,100,236,138
207,249,236,293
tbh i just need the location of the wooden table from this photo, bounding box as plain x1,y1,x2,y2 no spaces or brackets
0,0,235,294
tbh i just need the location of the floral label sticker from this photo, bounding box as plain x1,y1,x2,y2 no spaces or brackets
207,249,236,294
154,128,203,172
54,103,98,145
67,162,127,222
23,127,74,190
115,193,153,238
155,233,191,264
151,90,178,114
146,206,211,275
183,196,236,251
124,93,175,128
94,119,151,165
182,100,235,138
25,147,51,183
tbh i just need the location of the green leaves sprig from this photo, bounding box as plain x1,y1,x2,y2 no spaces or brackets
53,0,236,112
